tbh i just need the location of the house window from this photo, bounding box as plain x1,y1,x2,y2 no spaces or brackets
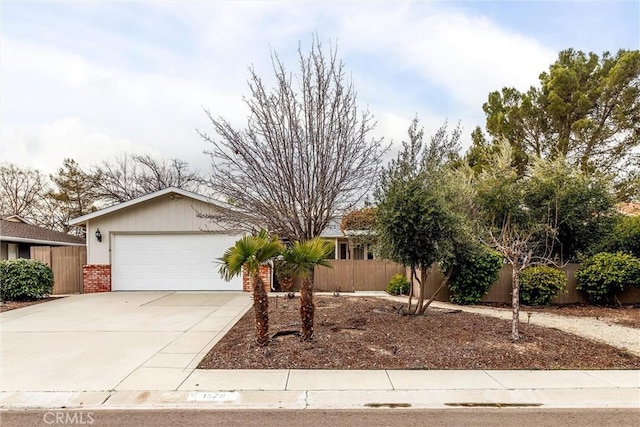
8,243,18,260
353,245,365,260
367,248,374,260
339,242,349,260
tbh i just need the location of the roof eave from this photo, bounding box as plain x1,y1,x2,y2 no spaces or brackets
69,187,230,226
0,236,86,246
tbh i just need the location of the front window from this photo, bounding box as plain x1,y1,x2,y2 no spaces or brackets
8,243,18,259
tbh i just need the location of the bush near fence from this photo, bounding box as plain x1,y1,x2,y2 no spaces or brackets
413,263,640,305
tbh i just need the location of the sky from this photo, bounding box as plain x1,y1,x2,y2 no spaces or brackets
1,0,639,177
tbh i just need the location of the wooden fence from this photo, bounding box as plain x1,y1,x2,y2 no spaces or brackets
415,263,640,305
30,246,86,295
314,259,406,292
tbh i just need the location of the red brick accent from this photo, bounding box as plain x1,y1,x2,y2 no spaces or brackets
242,264,272,293
83,264,111,293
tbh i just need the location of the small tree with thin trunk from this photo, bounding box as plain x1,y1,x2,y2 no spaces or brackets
281,237,334,341
375,118,467,314
474,141,558,340
218,230,282,345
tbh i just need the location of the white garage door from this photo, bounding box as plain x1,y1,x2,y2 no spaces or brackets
112,234,243,291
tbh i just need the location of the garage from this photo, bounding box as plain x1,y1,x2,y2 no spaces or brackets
112,234,242,291
68,187,250,293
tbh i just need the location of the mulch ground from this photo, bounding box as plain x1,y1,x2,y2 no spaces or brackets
199,296,640,370
0,297,62,312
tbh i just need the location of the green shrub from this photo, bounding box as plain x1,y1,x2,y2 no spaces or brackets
611,216,640,258
520,266,567,306
448,247,503,305
274,259,297,292
386,274,410,295
0,259,54,301
576,252,640,304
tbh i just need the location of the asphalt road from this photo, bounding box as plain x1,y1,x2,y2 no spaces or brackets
2,408,639,427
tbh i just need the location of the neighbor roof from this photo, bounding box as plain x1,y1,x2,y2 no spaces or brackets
0,219,85,246
69,187,230,226
617,202,640,216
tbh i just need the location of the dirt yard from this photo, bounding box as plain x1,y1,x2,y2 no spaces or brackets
199,296,640,370
0,297,62,312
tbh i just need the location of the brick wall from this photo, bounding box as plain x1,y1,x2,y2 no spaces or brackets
83,264,111,293
243,264,272,293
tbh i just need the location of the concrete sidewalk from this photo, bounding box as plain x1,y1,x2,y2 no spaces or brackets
1,369,638,409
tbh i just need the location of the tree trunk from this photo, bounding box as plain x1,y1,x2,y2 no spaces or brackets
300,278,315,341
405,266,437,315
418,270,452,315
412,265,429,314
511,264,520,341
406,266,415,314
252,275,269,345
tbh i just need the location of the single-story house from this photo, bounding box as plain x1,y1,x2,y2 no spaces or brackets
320,219,376,260
0,216,85,260
69,187,246,293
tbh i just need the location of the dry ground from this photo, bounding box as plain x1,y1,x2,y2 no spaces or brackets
522,304,640,329
0,297,62,312
199,296,640,370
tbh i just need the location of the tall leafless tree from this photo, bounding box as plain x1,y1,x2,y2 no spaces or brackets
0,163,49,223
92,154,203,205
199,36,388,241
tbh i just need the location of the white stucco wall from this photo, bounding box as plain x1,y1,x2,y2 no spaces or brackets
86,194,237,264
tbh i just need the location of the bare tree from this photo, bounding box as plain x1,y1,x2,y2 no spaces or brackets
92,154,203,205
199,36,388,241
485,218,557,340
0,163,49,223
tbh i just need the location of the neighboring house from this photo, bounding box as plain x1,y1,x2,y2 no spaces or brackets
0,216,85,260
69,187,245,293
320,219,376,260
617,202,640,216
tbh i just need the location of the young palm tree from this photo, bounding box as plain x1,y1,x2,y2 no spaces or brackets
282,237,334,341
219,230,282,345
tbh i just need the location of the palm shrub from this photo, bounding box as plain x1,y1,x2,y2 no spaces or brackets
219,230,282,345
386,274,410,295
576,252,640,304
520,266,567,306
282,237,334,341
448,246,503,305
0,259,54,301
274,259,296,293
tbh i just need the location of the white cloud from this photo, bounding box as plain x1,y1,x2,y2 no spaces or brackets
1,35,249,173
0,1,576,176
1,118,146,173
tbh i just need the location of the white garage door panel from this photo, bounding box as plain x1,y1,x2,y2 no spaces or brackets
113,234,242,291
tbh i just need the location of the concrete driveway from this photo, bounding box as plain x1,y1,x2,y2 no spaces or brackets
0,292,250,392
